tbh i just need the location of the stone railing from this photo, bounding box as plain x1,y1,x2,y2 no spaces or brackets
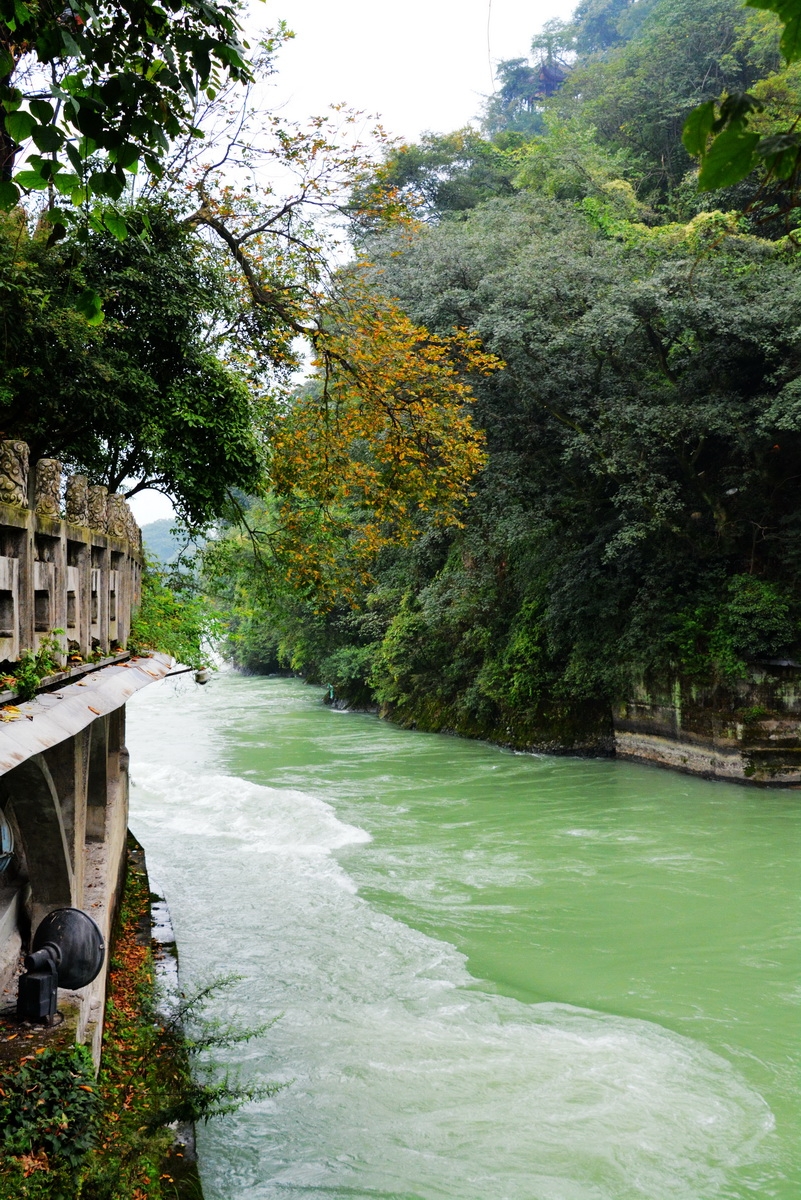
0,441,142,667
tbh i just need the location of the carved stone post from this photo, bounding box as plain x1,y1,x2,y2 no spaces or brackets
87,486,108,532
0,440,30,507
124,503,138,547
65,475,89,525
34,459,62,517
106,495,128,540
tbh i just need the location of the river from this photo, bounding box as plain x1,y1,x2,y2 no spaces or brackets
126,672,800,1200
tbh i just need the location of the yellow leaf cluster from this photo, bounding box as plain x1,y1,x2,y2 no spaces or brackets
264,290,499,603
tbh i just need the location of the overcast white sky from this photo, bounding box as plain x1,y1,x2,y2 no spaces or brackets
129,0,576,526
261,0,576,141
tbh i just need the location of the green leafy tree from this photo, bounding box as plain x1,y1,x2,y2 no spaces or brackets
0,202,266,523
483,59,547,137
0,0,256,216
129,558,221,668
559,0,780,198
683,0,801,201
371,194,801,689
512,111,643,202
352,129,519,226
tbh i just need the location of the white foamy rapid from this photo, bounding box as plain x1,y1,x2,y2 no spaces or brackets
127,678,776,1200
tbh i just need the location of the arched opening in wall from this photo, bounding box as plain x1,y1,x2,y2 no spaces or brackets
41,738,76,871
86,718,109,844
0,757,72,935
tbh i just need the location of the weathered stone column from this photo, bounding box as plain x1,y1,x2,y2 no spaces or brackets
106,495,128,541
34,459,62,518
65,475,89,526
87,485,108,532
0,441,29,508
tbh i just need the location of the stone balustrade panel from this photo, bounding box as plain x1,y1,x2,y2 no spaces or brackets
0,443,143,669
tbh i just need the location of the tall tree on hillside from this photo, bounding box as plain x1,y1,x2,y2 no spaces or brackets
351,129,518,226
559,0,780,196
484,21,573,136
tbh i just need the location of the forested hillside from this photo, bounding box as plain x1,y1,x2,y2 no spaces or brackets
208,0,801,751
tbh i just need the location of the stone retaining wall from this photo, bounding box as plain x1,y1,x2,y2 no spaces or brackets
614,666,801,784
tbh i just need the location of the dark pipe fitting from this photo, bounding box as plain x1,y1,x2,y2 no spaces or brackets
24,943,61,973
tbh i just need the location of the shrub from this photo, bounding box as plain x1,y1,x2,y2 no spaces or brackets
0,1046,99,1171
128,561,221,670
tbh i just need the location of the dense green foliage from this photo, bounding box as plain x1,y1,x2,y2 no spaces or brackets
558,0,780,198
353,129,518,224
207,0,801,749
0,204,265,523
0,1045,99,1174
0,0,254,216
684,0,801,194
209,206,801,741
129,559,219,669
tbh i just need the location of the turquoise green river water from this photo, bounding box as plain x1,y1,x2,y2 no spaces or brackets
127,673,800,1200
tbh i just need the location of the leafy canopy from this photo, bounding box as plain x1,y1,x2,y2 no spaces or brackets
219,190,801,727
0,202,265,523
0,0,255,215
683,0,801,193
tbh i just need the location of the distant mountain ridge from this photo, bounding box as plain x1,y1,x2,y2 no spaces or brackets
141,518,184,564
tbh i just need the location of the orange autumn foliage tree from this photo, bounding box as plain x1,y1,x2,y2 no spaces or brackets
232,294,497,605
180,127,497,607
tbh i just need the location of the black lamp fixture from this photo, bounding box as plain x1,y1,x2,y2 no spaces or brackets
17,908,105,1025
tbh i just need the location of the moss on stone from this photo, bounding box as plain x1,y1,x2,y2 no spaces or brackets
382,695,614,756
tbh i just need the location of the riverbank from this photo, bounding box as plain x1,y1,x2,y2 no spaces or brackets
370,693,615,757
324,664,801,786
